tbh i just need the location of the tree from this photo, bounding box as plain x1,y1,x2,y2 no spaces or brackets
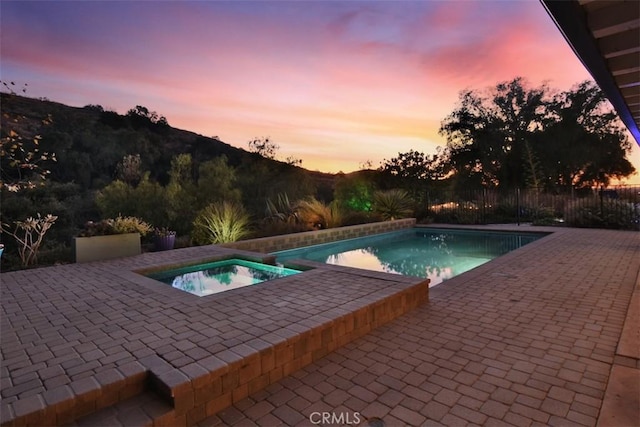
126,105,169,128
284,155,303,167
196,155,241,207
246,136,304,166
439,78,549,189
165,153,197,234
439,78,635,190
95,173,167,227
379,149,444,203
538,81,635,189
0,89,57,191
1,83,59,268
116,154,142,186
0,214,58,266
247,137,279,159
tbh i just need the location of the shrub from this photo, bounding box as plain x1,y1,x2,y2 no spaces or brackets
36,243,73,266
112,215,152,236
334,174,375,212
372,189,414,221
96,175,168,229
0,214,58,267
79,215,152,237
264,193,299,224
564,198,638,230
296,198,342,230
530,206,557,226
192,201,251,244
427,201,480,224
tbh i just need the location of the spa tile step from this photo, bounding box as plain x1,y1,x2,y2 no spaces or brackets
66,391,173,427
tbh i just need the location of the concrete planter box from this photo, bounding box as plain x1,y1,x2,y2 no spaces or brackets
74,233,141,263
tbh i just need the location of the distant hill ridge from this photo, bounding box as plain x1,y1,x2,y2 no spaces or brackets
0,92,337,190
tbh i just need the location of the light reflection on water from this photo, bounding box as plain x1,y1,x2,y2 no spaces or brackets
276,229,543,287
148,260,301,297
170,266,262,296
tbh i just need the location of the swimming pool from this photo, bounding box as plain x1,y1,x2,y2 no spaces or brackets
146,258,302,297
274,228,545,286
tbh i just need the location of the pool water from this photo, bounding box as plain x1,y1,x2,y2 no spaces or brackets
275,228,545,286
146,258,301,297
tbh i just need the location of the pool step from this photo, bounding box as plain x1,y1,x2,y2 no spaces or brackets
2,363,149,427
66,390,173,427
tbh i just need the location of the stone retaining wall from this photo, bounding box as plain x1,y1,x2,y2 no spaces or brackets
222,218,416,253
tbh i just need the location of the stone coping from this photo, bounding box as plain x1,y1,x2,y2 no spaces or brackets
221,218,416,253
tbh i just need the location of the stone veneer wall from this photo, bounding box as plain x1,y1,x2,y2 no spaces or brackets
222,218,416,254
150,278,430,426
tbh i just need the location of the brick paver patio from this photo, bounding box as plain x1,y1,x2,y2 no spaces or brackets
1,224,638,426
200,226,639,427
0,240,428,426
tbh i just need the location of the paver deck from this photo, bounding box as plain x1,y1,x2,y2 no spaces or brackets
198,225,639,427
0,242,428,426
1,225,639,426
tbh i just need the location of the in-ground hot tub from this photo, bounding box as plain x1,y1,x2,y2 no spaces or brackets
145,258,302,296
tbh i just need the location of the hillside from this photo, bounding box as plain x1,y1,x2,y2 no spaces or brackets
0,92,336,190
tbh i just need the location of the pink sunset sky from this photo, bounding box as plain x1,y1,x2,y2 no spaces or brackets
2,0,639,182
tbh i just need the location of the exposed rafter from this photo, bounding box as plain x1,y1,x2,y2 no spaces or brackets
542,0,640,145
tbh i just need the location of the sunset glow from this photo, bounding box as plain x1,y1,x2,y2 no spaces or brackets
2,0,638,181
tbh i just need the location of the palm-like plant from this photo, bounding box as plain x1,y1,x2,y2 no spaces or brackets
373,189,414,220
192,201,251,244
264,193,299,224
296,198,342,230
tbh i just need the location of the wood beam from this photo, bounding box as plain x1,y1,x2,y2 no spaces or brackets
600,28,640,58
609,53,640,76
588,2,640,39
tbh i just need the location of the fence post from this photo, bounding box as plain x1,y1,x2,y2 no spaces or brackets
516,188,521,226
482,188,487,224
599,186,604,220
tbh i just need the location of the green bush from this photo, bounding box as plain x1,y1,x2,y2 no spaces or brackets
334,174,375,212
530,206,557,226
1,182,97,246
192,201,251,244
79,215,152,237
565,198,638,230
96,175,167,227
112,215,152,236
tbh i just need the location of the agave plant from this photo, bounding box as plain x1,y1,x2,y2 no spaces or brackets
296,198,342,230
373,189,414,221
192,201,251,244
264,193,299,224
